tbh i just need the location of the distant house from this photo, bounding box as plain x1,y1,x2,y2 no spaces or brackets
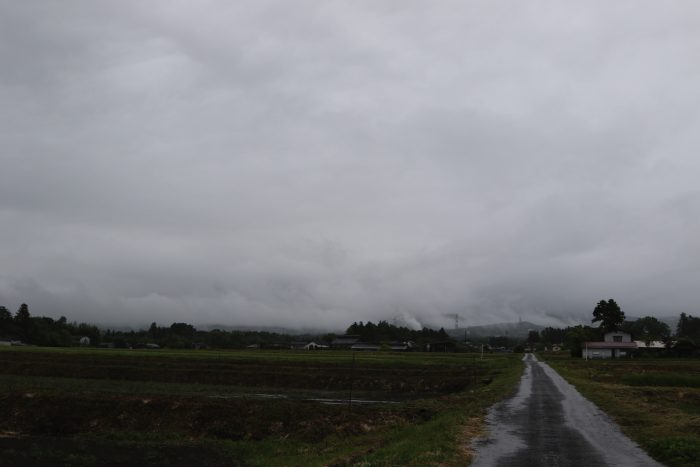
134,342,160,349
426,341,457,352
305,342,328,350
389,341,415,351
290,341,328,350
331,335,360,349
79,336,91,346
583,331,637,359
350,342,381,351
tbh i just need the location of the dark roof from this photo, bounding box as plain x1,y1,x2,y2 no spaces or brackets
584,342,637,349
331,336,360,345
351,343,381,350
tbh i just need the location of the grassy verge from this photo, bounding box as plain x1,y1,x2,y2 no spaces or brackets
542,354,700,467
0,348,523,466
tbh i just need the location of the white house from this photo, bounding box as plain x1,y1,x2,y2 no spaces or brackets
583,331,637,359
634,340,666,349
303,342,328,350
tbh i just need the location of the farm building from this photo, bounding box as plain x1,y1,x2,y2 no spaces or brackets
634,340,666,349
350,342,381,351
388,341,415,351
290,341,328,350
331,335,360,349
583,331,637,359
426,341,457,352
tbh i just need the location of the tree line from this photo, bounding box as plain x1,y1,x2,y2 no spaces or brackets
345,320,450,344
0,303,452,349
2,299,700,354
0,304,101,347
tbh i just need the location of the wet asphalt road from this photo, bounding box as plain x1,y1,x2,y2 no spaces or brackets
471,354,664,467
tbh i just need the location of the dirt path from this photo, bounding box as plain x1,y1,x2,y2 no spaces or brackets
471,354,663,467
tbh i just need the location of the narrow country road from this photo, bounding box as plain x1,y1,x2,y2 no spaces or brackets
471,354,663,467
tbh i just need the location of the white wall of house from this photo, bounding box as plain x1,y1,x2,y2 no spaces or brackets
603,332,632,343
583,347,631,359
583,348,612,359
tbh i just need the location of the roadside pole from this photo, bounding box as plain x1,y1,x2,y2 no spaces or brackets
348,351,356,409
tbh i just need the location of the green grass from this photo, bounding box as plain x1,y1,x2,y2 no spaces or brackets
0,347,524,466
542,353,700,467
622,373,700,388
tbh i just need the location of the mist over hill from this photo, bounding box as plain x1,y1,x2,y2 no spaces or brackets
447,321,545,340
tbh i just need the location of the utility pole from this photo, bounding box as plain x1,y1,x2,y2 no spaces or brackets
348,351,356,409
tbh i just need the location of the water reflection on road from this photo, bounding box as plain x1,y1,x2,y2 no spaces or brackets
471,354,663,467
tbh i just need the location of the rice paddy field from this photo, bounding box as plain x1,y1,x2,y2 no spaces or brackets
0,347,523,466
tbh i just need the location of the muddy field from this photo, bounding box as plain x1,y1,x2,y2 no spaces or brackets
0,347,520,466
0,348,482,394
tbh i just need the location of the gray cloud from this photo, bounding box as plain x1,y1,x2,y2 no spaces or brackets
2,1,700,330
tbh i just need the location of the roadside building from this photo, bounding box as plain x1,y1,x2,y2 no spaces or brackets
583,331,637,359
330,335,360,350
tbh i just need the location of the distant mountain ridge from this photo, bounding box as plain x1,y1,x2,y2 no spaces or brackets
447,321,544,339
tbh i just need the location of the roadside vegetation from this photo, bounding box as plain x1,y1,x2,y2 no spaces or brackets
543,354,700,467
0,347,523,466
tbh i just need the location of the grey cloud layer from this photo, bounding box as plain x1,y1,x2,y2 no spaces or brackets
1,1,699,329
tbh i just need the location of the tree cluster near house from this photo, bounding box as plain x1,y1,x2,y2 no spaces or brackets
592,299,626,331
677,312,700,342
620,316,671,345
0,304,101,346
546,299,694,357
494,299,698,358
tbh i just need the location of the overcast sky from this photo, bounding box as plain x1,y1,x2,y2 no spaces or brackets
1,1,699,331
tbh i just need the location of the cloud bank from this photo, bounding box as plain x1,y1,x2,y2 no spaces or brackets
2,1,700,330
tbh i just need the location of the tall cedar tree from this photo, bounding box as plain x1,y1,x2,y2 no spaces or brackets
591,299,625,332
